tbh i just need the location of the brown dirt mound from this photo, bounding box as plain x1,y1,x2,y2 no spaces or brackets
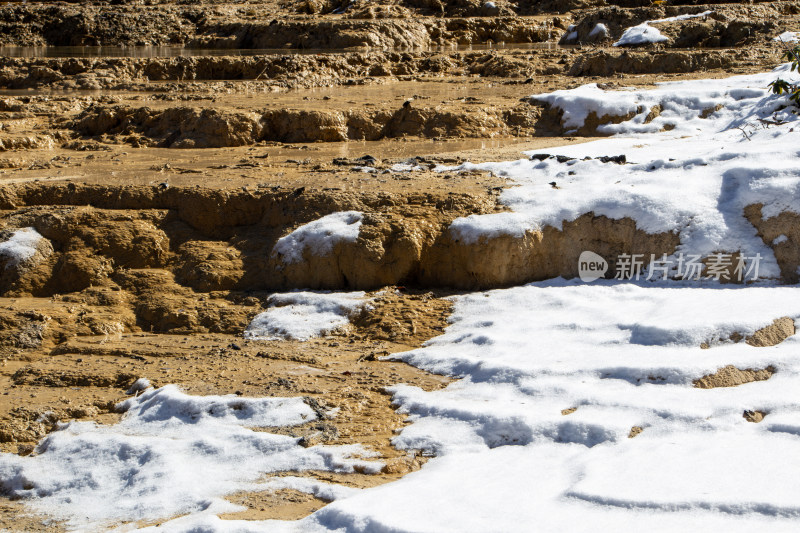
69,102,545,146
702,317,795,349
567,49,774,77
0,183,687,293
746,317,795,347
0,3,553,48
693,365,775,389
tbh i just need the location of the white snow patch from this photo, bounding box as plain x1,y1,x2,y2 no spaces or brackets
272,211,362,264
443,67,800,277
0,227,45,268
588,23,609,39
0,385,381,531
614,23,668,46
300,283,800,531
614,10,713,47
126,377,151,394
244,291,372,341
774,234,789,245
449,212,536,244
390,161,426,172
774,31,800,44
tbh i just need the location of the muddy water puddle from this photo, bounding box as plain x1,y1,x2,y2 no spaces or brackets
0,42,569,59
0,136,588,190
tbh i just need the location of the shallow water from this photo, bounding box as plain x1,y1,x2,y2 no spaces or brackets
0,42,566,58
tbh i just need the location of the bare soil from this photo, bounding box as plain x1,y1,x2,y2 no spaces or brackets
1,0,799,529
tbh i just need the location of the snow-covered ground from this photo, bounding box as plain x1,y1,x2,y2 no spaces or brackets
306,283,800,533
244,291,372,341
448,65,800,280
0,386,380,531
4,67,800,531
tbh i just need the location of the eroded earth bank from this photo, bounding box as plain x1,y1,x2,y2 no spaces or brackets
2,0,800,530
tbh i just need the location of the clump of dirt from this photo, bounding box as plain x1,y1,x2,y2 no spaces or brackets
353,289,452,342
743,410,767,423
0,182,688,294
746,317,795,347
0,50,567,91
0,403,116,449
628,426,643,438
693,365,776,389
701,317,795,349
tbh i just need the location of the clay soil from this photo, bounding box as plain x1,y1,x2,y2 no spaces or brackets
1,0,799,529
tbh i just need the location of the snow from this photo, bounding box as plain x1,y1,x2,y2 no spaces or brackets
449,212,532,244
302,282,800,531
444,66,800,278
126,377,151,394
588,23,609,39
244,291,372,341
614,23,668,46
272,211,363,264
614,10,713,47
0,227,45,268
774,31,800,44
0,385,381,531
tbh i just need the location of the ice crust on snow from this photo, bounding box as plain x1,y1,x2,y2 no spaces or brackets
272,211,363,263
0,385,381,530
0,227,45,268
244,291,371,341
614,11,713,47
445,66,800,278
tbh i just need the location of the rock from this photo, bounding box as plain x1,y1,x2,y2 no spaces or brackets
0,227,53,294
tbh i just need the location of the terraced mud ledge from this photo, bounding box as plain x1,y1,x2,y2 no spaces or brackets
2,0,800,529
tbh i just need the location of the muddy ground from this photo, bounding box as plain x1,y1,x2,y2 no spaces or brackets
1,0,799,529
